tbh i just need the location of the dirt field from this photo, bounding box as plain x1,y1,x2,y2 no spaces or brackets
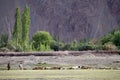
0,51,120,70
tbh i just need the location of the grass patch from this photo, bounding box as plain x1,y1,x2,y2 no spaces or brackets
0,65,6,70
0,70,120,80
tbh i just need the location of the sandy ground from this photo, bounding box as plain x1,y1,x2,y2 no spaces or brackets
0,52,120,69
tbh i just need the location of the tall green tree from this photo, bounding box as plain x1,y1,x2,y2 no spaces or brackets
22,5,30,51
13,8,21,46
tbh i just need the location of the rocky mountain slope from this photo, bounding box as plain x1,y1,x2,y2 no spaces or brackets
0,0,120,42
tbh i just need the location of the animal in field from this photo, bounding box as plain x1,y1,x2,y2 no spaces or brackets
44,67,51,70
19,63,23,70
81,66,92,69
68,66,81,70
50,67,61,70
32,67,45,70
72,66,81,69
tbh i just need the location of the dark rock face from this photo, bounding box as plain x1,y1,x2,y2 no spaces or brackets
0,0,120,42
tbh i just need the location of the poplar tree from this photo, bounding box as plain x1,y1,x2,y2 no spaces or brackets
13,8,21,46
22,5,30,51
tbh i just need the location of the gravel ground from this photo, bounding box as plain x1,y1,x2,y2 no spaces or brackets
0,52,120,70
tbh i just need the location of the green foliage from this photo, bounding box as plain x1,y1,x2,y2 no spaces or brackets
59,41,65,50
7,41,16,51
2,6,120,52
11,8,22,52
3,6,31,52
95,45,104,50
78,41,96,51
6,40,23,52
63,44,71,50
22,5,30,51
28,42,34,52
13,8,21,46
50,39,98,51
50,41,59,51
70,40,79,50
36,44,51,51
79,43,94,51
37,44,46,51
31,28,120,51
0,34,8,48
100,29,120,49
32,31,53,51
101,34,113,45
112,31,120,48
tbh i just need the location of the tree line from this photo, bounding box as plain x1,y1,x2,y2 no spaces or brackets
0,6,120,52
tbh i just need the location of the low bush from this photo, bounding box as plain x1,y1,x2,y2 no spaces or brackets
78,43,96,51
103,42,118,50
0,34,8,48
0,47,9,52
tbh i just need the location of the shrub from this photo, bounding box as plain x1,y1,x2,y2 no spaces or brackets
103,42,118,50
95,45,104,50
15,45,23,52
112,31,120,48
59,41,65,50
6,40,23,52
0,47,9,52
70,40,79,51
0,34,8,48
50,41,59,51
63,44,71,50
78,42,96,51
32,31,53,51
7,42,16,51
37,44,46,51
100,34,113,45
50,41,66,51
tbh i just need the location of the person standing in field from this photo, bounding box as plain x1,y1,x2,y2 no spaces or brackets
7,62,10,70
